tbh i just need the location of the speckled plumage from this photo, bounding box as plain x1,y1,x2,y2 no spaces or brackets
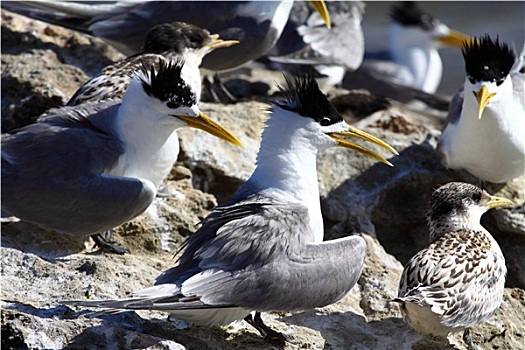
397,182,510,350
67,21,232,106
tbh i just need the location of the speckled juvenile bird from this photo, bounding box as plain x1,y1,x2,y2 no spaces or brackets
436,35,525,184
67,21,238,106
396,182,512,350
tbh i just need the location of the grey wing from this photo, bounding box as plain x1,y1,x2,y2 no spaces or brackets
157,197,366,311
511,69,525,107
443,87,464,128
1,107,155,235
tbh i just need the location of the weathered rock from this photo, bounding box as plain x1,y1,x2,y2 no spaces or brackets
1,8,524,350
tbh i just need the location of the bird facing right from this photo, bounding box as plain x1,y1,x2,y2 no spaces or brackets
396,182,512,350
436,35,525,184
62,75,398,343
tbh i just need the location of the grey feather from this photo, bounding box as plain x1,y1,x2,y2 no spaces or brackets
1,100,156,235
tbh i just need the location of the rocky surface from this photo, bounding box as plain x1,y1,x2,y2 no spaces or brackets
1,9,524,350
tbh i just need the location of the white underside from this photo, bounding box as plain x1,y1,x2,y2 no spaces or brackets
168,307,252,326
439,90,525,183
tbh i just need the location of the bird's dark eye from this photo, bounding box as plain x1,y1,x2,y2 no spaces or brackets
319,117,331,126
468,76,475,84
166,101,180,109
471,192,482,202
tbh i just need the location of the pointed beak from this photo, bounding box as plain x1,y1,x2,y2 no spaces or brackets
308,0,331,29
206,34,239,50
437,29,473,48
473,85,496,119
175,112,243,147
486,195,513,209
328,126,398,167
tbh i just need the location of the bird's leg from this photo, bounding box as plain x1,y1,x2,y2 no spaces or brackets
201,74,237,104
463,328,481,350
244,312,288,346
90,231,129,254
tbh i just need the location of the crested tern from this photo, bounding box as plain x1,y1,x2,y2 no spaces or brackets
268,1,365,88
345,1,471,94
68,21,239,106
62,75,398,342
436,35,525,184
2,1,330,72
396,182,511,350
1,59,242,253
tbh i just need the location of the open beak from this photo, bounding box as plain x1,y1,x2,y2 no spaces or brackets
328,126,398,167
206,34,239,50
486,195,513,209
473,85,496,119
437,29,473,48
175,112,243,147
308,0,331,29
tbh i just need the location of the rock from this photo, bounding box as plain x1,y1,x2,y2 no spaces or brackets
1,8,524,350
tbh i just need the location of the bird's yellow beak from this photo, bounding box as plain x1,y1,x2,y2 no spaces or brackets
486,195,513,209
328,126,398,166
206,34,239,50
309,0,331,29
175,112,243,147
438,29,473,48
473,85,496,119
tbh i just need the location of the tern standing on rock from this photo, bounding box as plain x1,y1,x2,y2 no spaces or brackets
396,182,511,350
67,21,239,106
437,35,525,184
1,59,242,254
62,75,398,343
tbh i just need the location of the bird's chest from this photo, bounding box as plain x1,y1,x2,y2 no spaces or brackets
108,134,180,188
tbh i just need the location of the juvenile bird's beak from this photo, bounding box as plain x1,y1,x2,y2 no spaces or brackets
473,85,496,119
328,126,398,166
175,112,243,147
485,195,513,209
207,34,239,50
309,0,331,29
437,29,472,48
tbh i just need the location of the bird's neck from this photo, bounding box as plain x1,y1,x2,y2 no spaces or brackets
389,24,442,92
112,82,181,187
248,109,324,240
178,50,204,101
428,209,486,242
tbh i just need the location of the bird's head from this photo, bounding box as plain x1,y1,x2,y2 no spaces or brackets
428,182,513,226
462,35,516,119
143,21,239,58
390,2,471,49
130,58,241,146
268,75,397,166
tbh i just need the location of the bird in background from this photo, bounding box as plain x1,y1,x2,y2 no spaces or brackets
268,1,365,89
345,1,472,95
436,35,525,184
67,21,239,106
62,75,398,343
396,182,511,350
1,59,242,254
1,1,330,73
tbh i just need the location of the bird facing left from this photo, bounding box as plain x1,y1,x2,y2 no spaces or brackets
1,58,242,254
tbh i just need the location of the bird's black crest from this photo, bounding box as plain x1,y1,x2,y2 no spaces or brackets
428,182,485,222
390,2,438,31
143,21,211,54
139,58,196,107
463,35,516,84
274,75,342,125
